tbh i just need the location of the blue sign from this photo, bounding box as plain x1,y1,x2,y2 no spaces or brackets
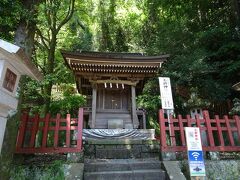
188,151,204,161
188,150,206,176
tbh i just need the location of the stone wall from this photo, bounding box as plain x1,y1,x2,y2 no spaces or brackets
9,153,84,180
84,139,160,159
10,161,84,180
0,114,21,180
179,160,240,179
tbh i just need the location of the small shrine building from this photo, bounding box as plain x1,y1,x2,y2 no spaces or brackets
61,51,168,129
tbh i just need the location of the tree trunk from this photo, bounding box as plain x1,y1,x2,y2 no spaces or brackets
43,35,57,113
14,0,42,58
14,20,36,58
0,1,42,179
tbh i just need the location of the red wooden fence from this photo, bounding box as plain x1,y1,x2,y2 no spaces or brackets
159,109,240,152
15,108,83,154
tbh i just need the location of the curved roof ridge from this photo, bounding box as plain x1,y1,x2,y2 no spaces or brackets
61,50,169,60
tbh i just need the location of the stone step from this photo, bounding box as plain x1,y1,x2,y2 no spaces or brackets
84,159,162,172
84,169,166,180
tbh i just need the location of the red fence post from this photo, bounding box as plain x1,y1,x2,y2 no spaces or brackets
42,114,50,148
224,115,235,146
16,109,240,154
77,108,83,151
54,114,61,148
178,115,186,146
29,114,40,148
159,109,167,149
66,114,71,147
169,115,176,146
203,110,215,147
195,114,201,128
215,115,224,146
186,115,192,127
16,113,28,151
234,115,240,141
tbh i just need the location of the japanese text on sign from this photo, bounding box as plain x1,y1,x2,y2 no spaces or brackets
159,77,174,109
185,127,206,177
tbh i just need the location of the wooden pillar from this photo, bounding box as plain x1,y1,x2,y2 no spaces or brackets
91,84,97,128
131,85,139,128
143,111,146,129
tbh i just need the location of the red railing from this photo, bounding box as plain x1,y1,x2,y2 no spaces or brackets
159,109,240,152
15,108,83,154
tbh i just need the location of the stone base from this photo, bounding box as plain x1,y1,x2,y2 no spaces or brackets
64,163,84,180
82,129,155,140
84,139,160,159
161,152,177,161
67,152,84,163
162,161,186,180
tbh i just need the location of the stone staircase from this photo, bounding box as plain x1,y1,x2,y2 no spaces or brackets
84,159,167,180
83,139,168,180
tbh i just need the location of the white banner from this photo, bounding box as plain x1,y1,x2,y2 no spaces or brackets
159,77,174,109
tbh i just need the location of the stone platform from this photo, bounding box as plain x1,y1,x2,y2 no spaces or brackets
84,139,160,159
82,129,155,140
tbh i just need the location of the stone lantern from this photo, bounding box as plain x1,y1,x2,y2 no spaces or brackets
0,39,43,153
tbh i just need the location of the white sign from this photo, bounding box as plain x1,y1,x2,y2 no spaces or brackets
159,77,174,109
185,127,206,177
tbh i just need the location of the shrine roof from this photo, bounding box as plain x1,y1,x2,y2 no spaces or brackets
61,50,169,94
61,50,169,63
61,50,169,80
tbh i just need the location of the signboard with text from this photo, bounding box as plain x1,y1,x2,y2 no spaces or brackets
159,77,174,109
185,127,206,177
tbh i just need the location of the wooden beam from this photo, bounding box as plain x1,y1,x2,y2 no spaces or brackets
91,84,97,128
131,85,139,128
143,111,146,129
89,79,139,86
75,72,155,78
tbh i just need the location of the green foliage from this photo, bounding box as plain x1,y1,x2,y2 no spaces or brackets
137,78,161,133
1,0,239,117
230,98,240,116
137,78,161,112
185,88,210,109
0,0,22,40
50,83,86,116
50,94,86,116
21,78,86,116
21,76,44,103
138,0,240,113
137,94,160,113
10,160,64,180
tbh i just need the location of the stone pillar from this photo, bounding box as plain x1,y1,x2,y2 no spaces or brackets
91,84,97,128
131,85,139,128
0,116,7,154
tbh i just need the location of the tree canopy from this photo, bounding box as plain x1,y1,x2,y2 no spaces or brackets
0,0,239,115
